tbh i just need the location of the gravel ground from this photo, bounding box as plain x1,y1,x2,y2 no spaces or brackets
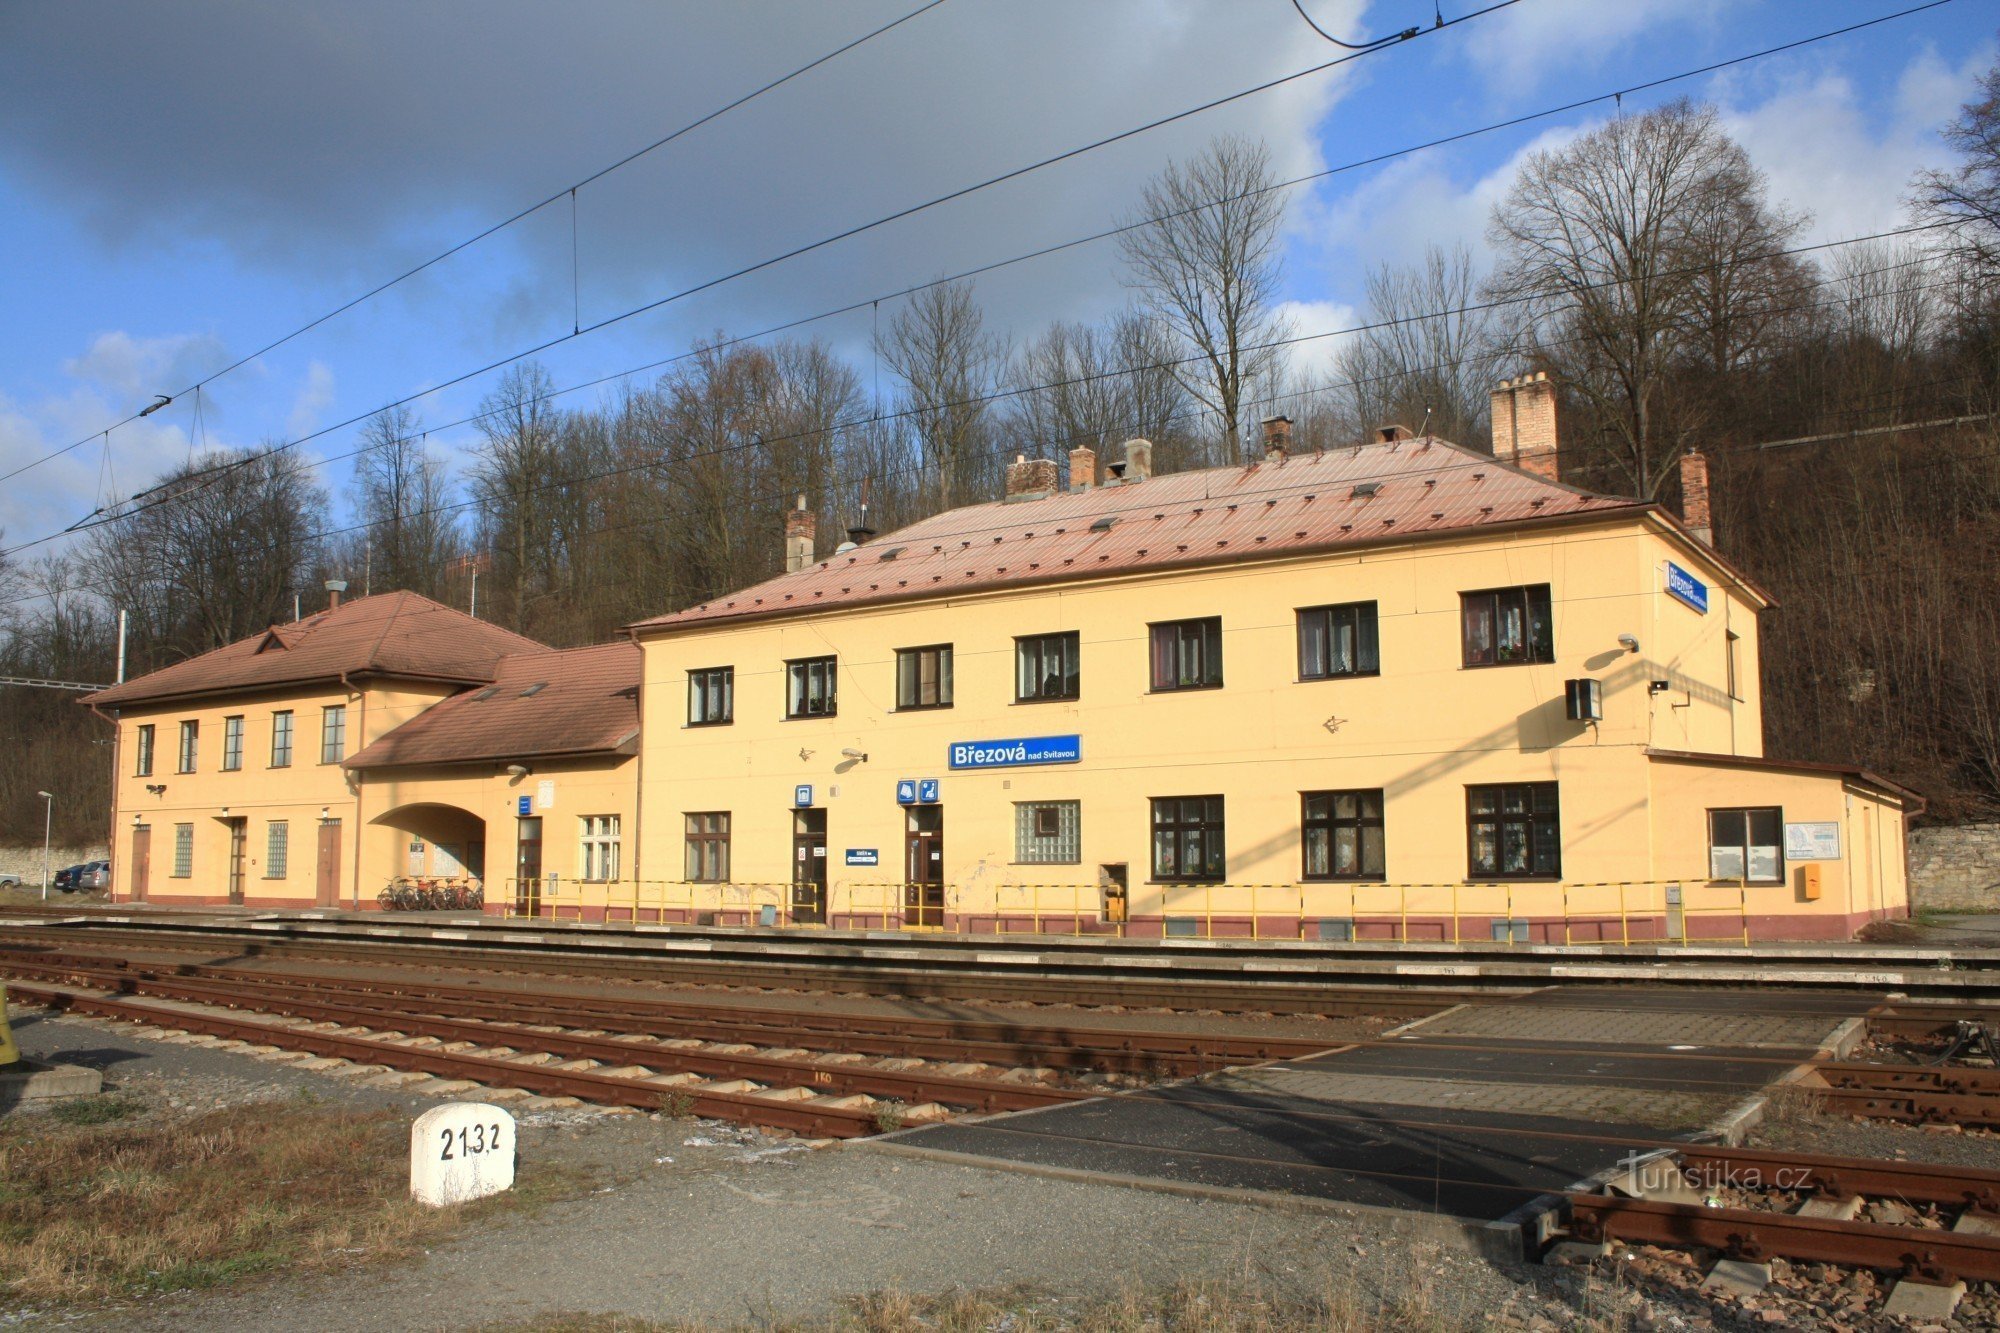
1,1005,1668,1332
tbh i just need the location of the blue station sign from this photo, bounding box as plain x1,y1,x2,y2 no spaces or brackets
794,784,813,808
895,779,917,805
844,848,880,867
1665,561,1709,614
948,734,1082,771
516,795,532,816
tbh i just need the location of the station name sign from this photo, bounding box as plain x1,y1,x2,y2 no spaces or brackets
1665,561,1709,614
948,734,1081,770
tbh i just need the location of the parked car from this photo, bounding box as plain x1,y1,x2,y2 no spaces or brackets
51,863,85,893
0,873,20,888
76,860,111,892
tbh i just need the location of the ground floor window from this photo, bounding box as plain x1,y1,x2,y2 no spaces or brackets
265,821,288,879
1014,801,1080,863
1466,782,1560,878
1302,790,1385,879
172,823,193,878
581,814,621,881
1709,807,1782,883
1150,796,1224,882
685,812,730,882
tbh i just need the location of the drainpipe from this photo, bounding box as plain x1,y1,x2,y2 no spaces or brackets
340,672,364,911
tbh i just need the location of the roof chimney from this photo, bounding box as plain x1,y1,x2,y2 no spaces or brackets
1121,438,1153,483
844,498,876,548
1491,372,1559,482
1261,414,1293,461
784,494,817,573
1068,445,1097,492
1679,450,1713,546
324,578,348,611
1004,453,1058,503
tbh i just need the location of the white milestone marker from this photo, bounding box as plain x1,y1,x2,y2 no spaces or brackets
411,1102,516,1207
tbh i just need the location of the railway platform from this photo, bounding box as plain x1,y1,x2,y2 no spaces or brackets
871,986,1874,1254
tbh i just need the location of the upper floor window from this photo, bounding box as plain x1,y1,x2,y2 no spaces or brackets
134,724,155,777
1467,782,1560,878
1014,800,1080,864
685,812,730,882
1298,602,1380,680
177,720,198,773
1462,585,1553,667
1150,795,1225,882
1709,807,1782,884
1016,632,1080,702
320,705,347,764
270,711,294,768
688,667,733,726
222,715,244,771
786,657,837,719
895,645,953,710
1302,789,1385,880
1149,617,1223,692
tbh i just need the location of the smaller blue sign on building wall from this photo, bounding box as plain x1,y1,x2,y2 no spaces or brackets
845,848,879,867
517,795,532,816
895,779,917,805
948,734,1082,770
918,777,940,803
1665,561,1709,614
794,784,813,808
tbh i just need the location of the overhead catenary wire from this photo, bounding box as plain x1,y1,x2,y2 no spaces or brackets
46,0,1958,548
5,242,1983,626
14,215,1959,568
0,0,956,489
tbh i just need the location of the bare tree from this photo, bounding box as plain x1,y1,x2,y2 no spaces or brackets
1911,52,2000,281
1486,99,1803,497
876,280,1005,507
1335,245,1503,449
1119,135,1289,465
351,404,459,598
469,363,564,632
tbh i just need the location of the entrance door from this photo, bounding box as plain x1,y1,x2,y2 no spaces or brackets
791,809,828,923
129,825,150,902
316,819,342,906
515,817,543,916
904,805,944,928
225,818,247,904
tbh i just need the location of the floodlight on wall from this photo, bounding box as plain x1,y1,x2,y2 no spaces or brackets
505,764,530,777
1617,634,1640,654
840,748,869,763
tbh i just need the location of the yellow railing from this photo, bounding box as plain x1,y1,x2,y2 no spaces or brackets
496,874,1758,947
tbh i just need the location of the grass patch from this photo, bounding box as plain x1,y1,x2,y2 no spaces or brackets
1758,1081,1831,1131
0,1095,576,1306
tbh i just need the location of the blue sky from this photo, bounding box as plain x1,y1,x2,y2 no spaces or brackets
0,0,1990,566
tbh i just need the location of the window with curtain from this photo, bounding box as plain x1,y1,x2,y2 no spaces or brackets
1709,807,1783,883
1461,585,1553,667
785,657,837,718
1297,603,1380,679
687,668,733,725
270,710,293,767
895,645,954,709
1150,796,1225,881
1302,790,1385,879
685,812,730,882
1466,782,1561,877
1148,618,1223,691
1015,633,1080,701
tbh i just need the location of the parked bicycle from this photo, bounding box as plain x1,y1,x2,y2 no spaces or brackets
377,876,485,912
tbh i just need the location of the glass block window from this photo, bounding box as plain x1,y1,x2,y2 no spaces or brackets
1014,801,1080,864
265,822,288,879
172,823,193,878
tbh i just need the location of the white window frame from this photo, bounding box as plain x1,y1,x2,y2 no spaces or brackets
579,814,621,882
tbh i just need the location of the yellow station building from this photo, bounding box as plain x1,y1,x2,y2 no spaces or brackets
625,377,1917,942
90,376,1918,941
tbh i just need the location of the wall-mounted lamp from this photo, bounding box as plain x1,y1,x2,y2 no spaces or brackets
505,764,530,778
319,806,330,821
1647,679,1672,695
840,748,869,763
145,783,166,796
131,813,142,828
1617,634,1641,654
220,806,230,817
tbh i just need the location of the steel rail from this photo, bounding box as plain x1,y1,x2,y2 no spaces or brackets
35,963,1091,1115
6,980,883,1138
0,946,1340,1070
1566,1193,2000,1284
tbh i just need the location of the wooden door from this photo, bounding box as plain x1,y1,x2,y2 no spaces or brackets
791,810,827,923
903,805,944,928
227,819,247,904
128,825,150,903
316,819,342,907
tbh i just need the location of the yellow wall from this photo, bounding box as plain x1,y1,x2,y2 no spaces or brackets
358,756,637,916
633,513,1826,936
108,678,457,907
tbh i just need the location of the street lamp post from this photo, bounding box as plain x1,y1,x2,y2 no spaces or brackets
35,790,52,901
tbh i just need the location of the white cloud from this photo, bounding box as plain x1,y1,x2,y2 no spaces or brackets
1274,298,1359,382
287,360,336,440
60,330,229,405
1471,0,1722,100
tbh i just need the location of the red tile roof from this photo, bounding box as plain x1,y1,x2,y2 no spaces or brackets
629,438,1643,634
343,641,640,770
90,591,545,708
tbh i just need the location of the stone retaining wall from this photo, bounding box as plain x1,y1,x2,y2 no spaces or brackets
1910,823,2000,913
0,844,109,883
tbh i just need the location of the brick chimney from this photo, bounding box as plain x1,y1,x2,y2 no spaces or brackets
1679,450,1713,546
324,578,347,611
1068,445,1096,492
1261,414,1292,461
1004,454,1059,502
784,494,817,573
1122,438,1153,482
1491,372,1559,482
